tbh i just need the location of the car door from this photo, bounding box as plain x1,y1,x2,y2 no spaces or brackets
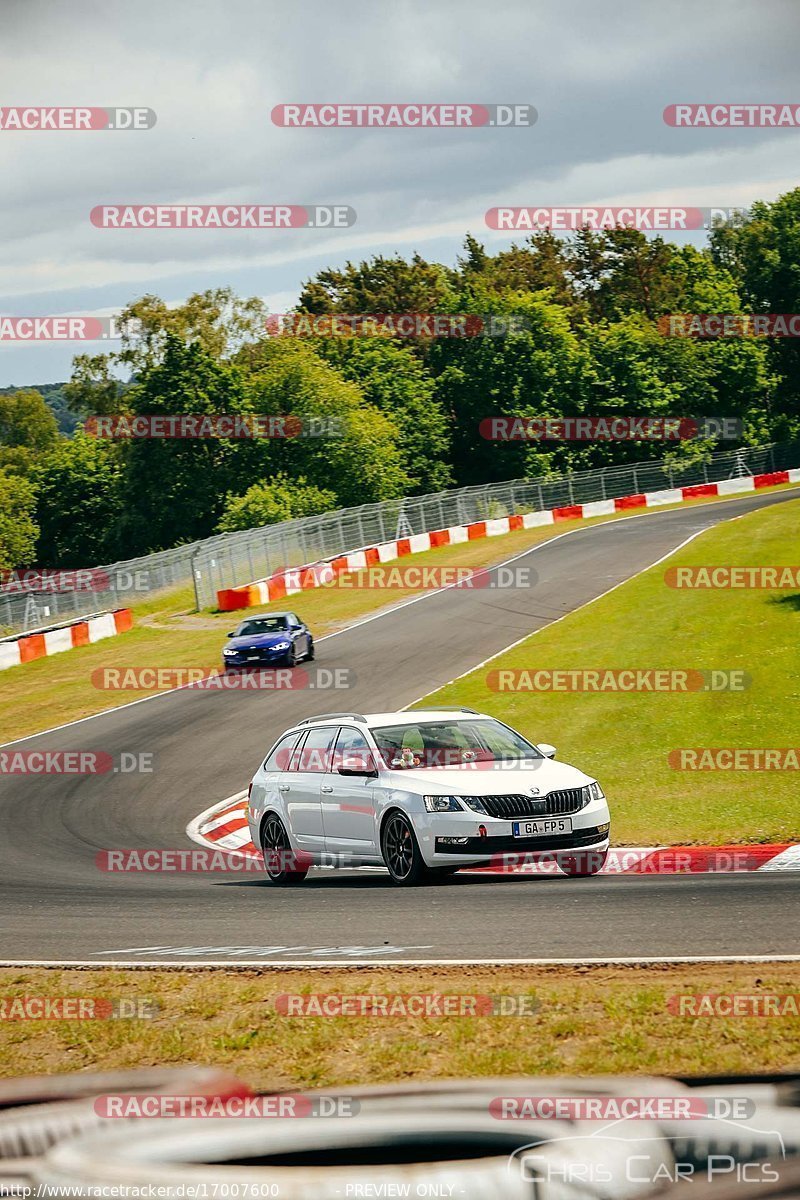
286,612,309,657
322,726,379,857
283,726,337,853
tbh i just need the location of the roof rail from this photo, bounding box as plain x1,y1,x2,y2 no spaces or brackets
405,705,481,715
296,712,367,725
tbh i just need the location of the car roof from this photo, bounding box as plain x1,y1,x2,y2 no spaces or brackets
364,710,490,724
291,710,491,730
238,611,291,620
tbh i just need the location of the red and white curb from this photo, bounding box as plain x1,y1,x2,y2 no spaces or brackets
0,608,134,672
217,469,800,612
187,794,800,874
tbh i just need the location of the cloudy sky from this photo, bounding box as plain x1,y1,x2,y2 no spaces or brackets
1,0,799,385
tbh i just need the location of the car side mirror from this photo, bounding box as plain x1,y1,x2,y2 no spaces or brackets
538,743,557,759
227,631,236,637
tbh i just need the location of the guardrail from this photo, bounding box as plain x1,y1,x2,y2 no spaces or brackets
1,441,797,634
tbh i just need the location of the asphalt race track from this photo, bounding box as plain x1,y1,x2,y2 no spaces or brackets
1,490,799,965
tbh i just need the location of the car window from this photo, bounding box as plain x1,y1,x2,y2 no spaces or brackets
237,616,288,636
287,613,301,627
332,726,375,773
263,730,301,772
370,719,542,768
295,726,337,773
288,731,309,772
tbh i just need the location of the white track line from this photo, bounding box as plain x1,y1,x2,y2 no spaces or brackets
5,486,798,749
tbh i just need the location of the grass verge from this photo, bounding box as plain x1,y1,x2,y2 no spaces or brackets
0,965,797,1087
426,497,800,845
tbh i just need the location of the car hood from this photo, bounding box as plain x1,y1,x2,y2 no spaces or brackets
227,633,290,649
381,759,594,795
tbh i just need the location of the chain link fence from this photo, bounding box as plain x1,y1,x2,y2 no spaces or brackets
1,441,797,636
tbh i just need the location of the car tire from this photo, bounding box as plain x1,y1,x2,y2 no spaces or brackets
557,847,609,877
260,814,308,886
381,811,430,886
281,644,297,668
306,637,315,661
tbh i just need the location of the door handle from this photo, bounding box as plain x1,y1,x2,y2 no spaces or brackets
278,783,290,792
321,784,334,793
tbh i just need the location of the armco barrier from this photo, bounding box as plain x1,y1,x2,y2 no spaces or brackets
0,609,133,672
217,468,800,612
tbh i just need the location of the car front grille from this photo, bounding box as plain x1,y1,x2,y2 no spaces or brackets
476,789,587,819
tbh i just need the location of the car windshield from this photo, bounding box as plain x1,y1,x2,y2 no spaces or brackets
369,719,543,769
235,617,288,636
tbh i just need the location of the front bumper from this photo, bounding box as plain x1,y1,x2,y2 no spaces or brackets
410,799,611,866
434,825,609,855
223,649,289,668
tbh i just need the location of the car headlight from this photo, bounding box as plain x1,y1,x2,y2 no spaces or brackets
460,796,488,814
423,795,464,813
223,648,237,656
272,641,291,650
583,781,605,804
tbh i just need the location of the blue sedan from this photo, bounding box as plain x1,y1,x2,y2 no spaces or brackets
222,611,315,670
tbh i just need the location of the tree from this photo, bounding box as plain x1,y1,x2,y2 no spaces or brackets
237,339,411,506
33,434,122,567
711,188,800,432
0,469,38,572
429,288,592,484
116,337,251,552
0,388,59,473
298,253,458,315
217,474,337,532
65,288,268,416
313,336,452,493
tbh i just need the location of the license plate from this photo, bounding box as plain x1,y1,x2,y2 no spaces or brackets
247,654,261,660
512,818,573,837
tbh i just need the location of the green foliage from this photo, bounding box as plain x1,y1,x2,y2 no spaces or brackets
32,434,122,567
0,388,59,473
711,189,800,433
116,336,251,552
312,336,452,493
240,339,411,506
217,474,337,532
0,469,38,571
